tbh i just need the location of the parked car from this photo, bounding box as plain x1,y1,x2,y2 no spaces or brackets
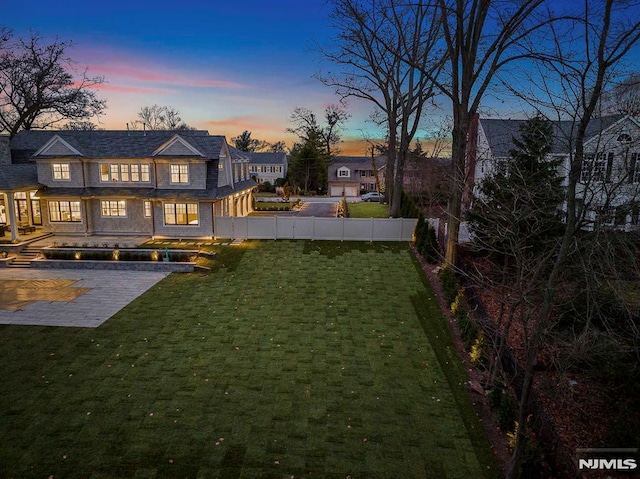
361,192,384,202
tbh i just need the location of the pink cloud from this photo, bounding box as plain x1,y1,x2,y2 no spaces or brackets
85,62,245,90
89,82,175,95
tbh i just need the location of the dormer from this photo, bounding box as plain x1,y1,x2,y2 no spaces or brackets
152,135,205,157
33,135,83,157
337,166,351,178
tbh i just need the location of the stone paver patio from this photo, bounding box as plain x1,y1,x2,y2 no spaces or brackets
0,269,167,328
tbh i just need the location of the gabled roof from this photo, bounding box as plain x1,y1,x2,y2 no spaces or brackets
227,145,251,161
10,130,221,160
330,155,387,171
480,115,626,158
246,151,288,165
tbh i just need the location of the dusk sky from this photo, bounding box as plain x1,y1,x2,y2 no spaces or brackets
5,0,384,155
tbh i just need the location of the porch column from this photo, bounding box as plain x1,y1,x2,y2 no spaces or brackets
6,192,17,241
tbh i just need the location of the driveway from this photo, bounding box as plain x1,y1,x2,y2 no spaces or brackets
0,269,167,328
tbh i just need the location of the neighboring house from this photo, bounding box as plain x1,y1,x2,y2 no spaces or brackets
328,156,386,197
466,114,640,229
0,130,256,241
403,155,452,196
246,151,288,185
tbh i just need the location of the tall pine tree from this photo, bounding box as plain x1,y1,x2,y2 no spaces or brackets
467,116,564,257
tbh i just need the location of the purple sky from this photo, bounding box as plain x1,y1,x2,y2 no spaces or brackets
4,0,381,154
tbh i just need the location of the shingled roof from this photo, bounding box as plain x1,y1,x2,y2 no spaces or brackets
480,115,626,158
246,151,288,164
0,164,38,190
10,130,223,161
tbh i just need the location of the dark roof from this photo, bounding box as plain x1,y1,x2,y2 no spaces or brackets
227,146,251,160
0,164,39,190
480,115,626,157
246,151,288,165
330,155,386,171
10,130,222,160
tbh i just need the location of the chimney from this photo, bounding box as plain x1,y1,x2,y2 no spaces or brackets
0,135,11,165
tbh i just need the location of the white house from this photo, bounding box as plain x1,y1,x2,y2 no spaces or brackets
466,114,640,229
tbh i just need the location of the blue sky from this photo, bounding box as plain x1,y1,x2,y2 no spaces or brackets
4,0,381,153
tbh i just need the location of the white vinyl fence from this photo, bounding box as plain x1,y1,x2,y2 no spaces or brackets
213,216,439,242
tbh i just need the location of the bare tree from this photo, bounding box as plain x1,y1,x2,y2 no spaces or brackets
319,0,444,216
0,30,106,138
133,104,191,130
475,2,640,476
287,105,349,157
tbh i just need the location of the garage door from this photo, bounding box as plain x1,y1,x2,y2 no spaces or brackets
330,185,358,197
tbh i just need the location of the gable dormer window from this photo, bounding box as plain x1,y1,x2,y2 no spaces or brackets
338,167,350,178
618,133,633,143
52,163,70,180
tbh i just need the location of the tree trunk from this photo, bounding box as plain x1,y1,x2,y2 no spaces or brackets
445,106,470,265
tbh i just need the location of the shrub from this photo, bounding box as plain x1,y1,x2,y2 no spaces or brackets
440,266,459,307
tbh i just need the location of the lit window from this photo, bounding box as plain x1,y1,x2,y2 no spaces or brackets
121,164,129,182
141,164,150,182
130,164,140,182
171,164,189,183
48,201,81,222
144,201,151,218
52,163,70,180
101,200,127,217
110,164,119,182
100,164,109,182
164,202,198,225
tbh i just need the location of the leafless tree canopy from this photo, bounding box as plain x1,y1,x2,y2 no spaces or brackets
0,30,106,138
132,105,192,130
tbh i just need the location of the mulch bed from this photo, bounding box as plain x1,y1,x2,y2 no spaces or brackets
410,244,512,476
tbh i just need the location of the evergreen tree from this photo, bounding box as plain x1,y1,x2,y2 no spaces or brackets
467,116,564,257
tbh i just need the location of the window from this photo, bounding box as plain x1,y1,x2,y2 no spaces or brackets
141,164,150,182
120,164,129,182
171,164,189,183
338,167,350,178
144,201,151,218
101,200,127,217
629,153,640,184
52,163,70,180
48,201,81,222
581,153,609,182
618,133,633,143
100,163,150,182
164,203,198,225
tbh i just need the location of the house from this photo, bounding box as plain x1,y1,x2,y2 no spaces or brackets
246,151,288,185
0,130,256,241
466,114,640,229
327,156,386,197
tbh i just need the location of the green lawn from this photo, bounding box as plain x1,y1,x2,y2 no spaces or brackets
0,241,497,479
348,202,389,218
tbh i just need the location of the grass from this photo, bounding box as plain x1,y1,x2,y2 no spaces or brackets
0,240,498,479
348,202,389,218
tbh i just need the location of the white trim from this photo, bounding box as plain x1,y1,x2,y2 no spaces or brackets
152,134,205,157
33,135,83,157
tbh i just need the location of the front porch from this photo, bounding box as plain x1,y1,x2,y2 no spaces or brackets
0,188,43,243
